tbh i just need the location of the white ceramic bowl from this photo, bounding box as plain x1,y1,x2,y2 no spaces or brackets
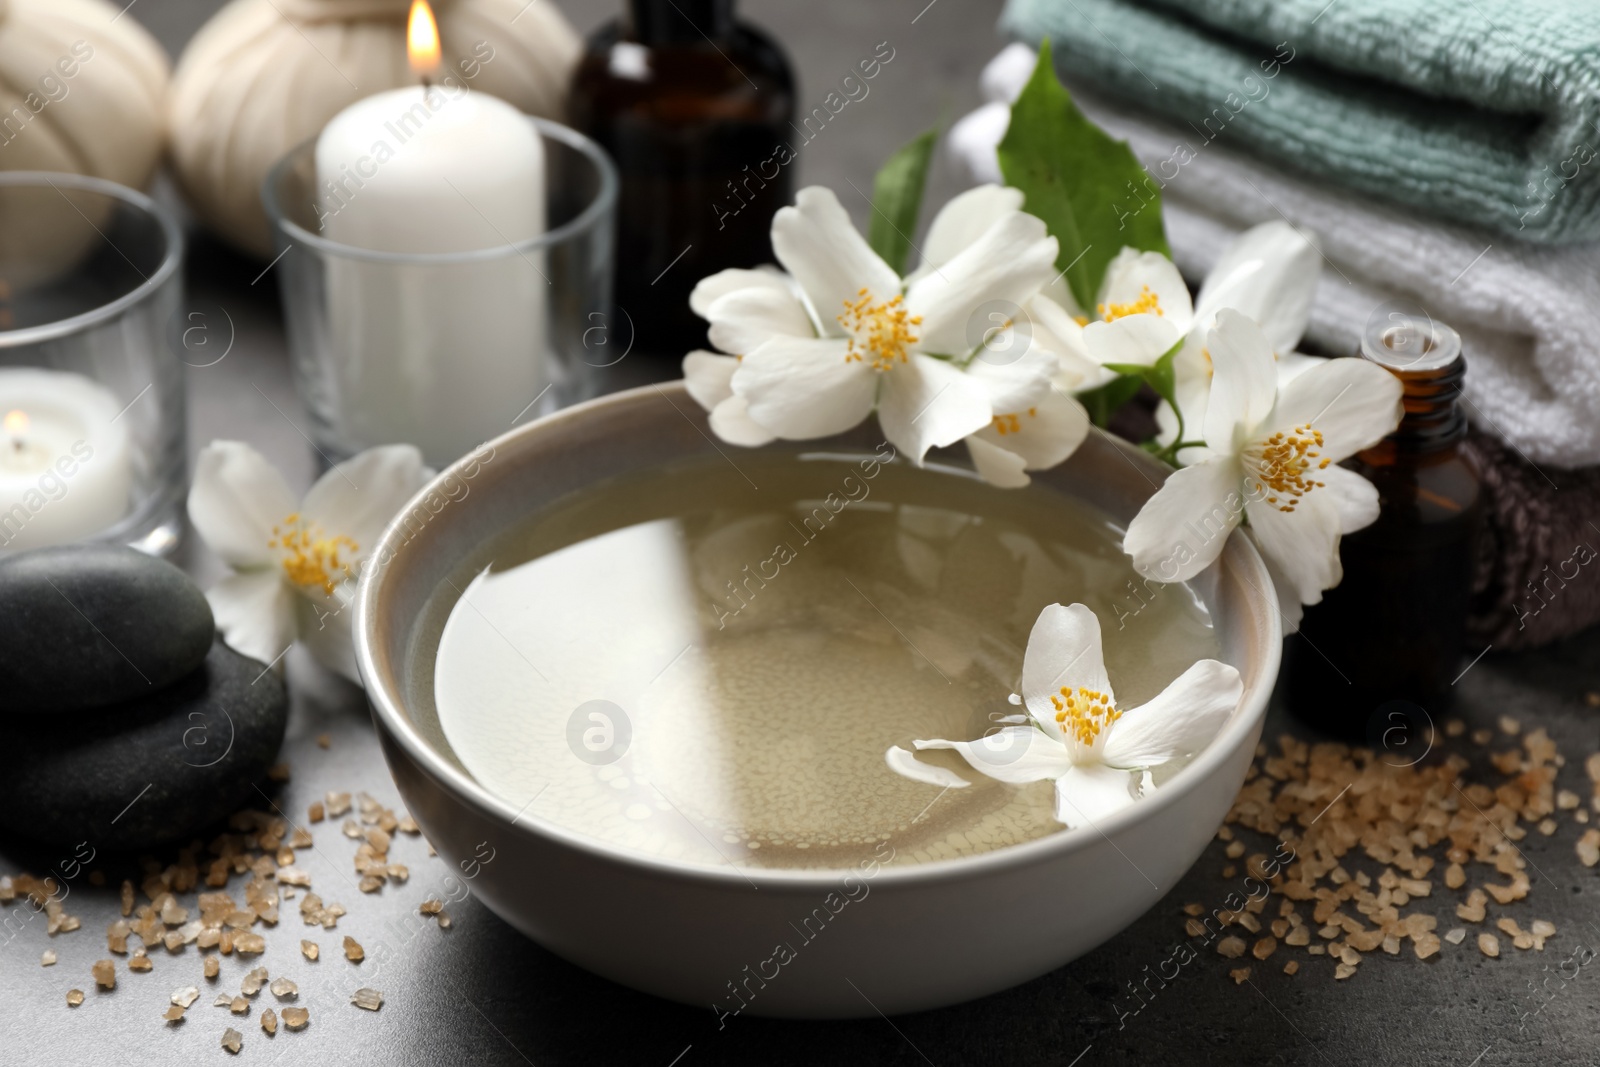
354,381,1281,1018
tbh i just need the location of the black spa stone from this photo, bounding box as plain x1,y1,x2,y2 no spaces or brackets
0,544,214,714
0,638,288,851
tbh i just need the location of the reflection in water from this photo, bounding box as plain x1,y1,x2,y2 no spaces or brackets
432,452,1220,870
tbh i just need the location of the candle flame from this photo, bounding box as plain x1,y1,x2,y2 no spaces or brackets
3,410,26,437
407,0,442,79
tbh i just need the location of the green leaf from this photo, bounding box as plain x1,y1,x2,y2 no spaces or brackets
868,128,938,275
997,41,1170,311
1077,374,1143,429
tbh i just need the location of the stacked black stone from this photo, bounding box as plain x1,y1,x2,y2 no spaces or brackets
0,545,288,851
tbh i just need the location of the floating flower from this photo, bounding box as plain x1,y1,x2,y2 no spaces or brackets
887,602,1243,827
682,185,1067,474
1122,309,1403,623
187,441,430,684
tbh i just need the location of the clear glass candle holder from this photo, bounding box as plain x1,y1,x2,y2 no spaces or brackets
0,172,186,557
263,117,618,468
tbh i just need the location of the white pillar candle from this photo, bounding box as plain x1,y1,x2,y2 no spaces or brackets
0,369,131,551
314,82,549,466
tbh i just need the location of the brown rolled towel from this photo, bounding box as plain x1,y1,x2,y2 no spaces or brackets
1467,429,1600,651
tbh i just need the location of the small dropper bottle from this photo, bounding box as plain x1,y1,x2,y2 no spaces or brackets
1283,317,1483,737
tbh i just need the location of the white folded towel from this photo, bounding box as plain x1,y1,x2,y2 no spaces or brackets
951,45,1600,470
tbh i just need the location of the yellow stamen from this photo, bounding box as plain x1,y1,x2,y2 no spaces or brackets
1048,685,1122,747
1245,423,1328,513
838,288,921,372
1097,285,1163,322
272,514,359,596
990,406,1041,436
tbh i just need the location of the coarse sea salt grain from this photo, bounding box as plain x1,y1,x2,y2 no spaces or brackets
1203,724,1595,985
240,966,267,996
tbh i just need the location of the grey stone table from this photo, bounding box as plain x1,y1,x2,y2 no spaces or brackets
3,2,1598,1064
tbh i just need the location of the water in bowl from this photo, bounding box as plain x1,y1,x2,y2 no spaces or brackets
431,449,1221,870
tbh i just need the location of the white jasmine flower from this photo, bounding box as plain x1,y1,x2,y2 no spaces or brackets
683,185,1064,470
1079,247,1197,369
887,602,1243,827
1123,309,1403,619
186,441,430,684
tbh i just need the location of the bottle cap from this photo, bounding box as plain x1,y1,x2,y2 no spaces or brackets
1361,312,1461,373
629,0,735,43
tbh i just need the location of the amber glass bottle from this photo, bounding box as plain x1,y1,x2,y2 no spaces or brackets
1283,318,1483,738
568,0,795,358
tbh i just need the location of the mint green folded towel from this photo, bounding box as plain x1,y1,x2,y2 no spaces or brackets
1000,0,1600,243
